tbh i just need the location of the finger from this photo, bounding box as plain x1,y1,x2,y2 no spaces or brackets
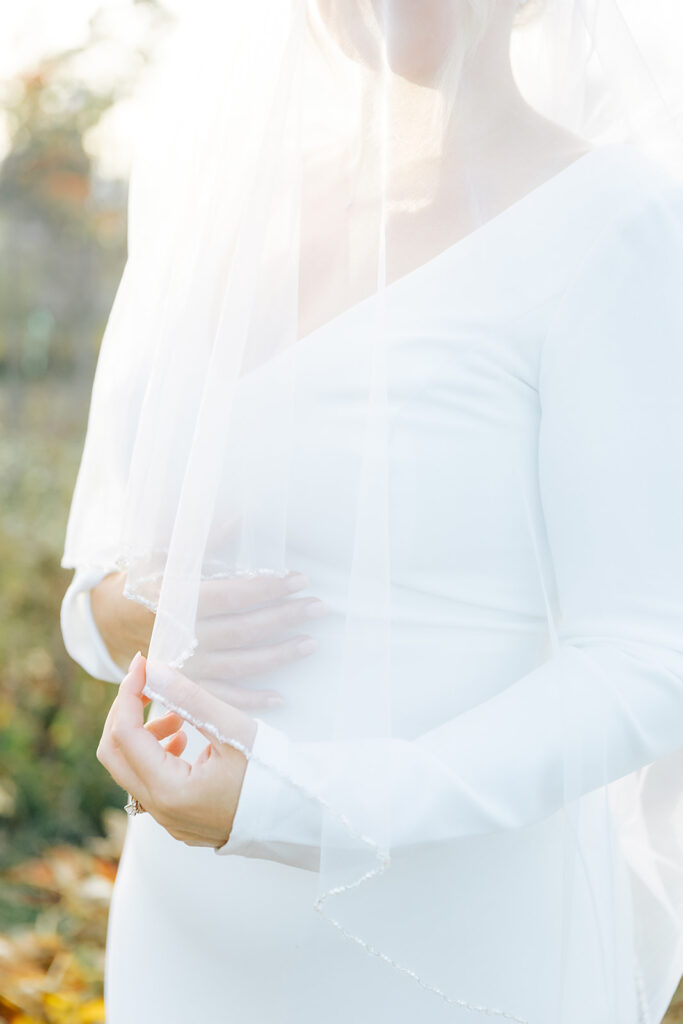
110,656,191,784
196,596,329,649
163,730,188,757
192,723,250,764
197,570,311,617
98,666,155,797
116,651,148,728
163,657,286,707
145,660,257,752
97,736,154,804
99,653,146,760
104,729,191,808
145,711,185,740
189,633,317,684
198,681,285,709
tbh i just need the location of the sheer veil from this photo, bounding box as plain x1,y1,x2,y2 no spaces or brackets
62,2,683,1020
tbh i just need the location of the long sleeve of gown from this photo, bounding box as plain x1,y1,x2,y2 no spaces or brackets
218,189,683,870
61,566,126,683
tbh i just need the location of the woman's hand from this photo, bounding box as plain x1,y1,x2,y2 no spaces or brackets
89,569,328,708
97,652,256,848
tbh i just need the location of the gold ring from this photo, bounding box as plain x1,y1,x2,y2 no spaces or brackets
124,793,145,816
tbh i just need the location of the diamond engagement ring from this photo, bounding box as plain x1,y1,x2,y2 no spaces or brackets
124,793,145,816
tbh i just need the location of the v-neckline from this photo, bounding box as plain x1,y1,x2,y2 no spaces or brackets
381,142,635,290
307,143,633,331
248,141,636,376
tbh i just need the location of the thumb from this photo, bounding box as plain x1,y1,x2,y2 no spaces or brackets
122,650,150,704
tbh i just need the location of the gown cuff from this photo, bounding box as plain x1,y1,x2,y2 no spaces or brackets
61,566,126,683
216,717,322,869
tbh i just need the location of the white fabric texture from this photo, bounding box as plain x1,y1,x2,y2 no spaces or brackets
222,146,683,867
61,566,125,684
63,142,683,1023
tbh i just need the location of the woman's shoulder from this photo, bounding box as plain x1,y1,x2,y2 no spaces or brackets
593,143,683,242
549,146,683,331
547,143,683,298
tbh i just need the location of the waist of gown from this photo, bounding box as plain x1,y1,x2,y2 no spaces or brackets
167,588,551,747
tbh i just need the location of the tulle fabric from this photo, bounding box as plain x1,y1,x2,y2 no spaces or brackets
62,2,683,1020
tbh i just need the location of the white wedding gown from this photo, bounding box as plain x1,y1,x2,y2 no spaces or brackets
61,143,683,1024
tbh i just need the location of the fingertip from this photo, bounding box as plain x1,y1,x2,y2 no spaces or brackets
121,651,147,699
165,730,188,757
285,571,309,592
128,650,143,673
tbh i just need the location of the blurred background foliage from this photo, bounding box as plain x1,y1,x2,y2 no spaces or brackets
0,0,172,917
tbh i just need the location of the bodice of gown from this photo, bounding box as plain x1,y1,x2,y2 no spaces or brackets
203,141,683,746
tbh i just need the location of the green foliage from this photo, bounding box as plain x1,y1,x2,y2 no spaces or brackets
0,1,176,892
0,387,123,888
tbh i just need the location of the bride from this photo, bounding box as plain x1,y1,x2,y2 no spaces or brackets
61,1,683,1021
